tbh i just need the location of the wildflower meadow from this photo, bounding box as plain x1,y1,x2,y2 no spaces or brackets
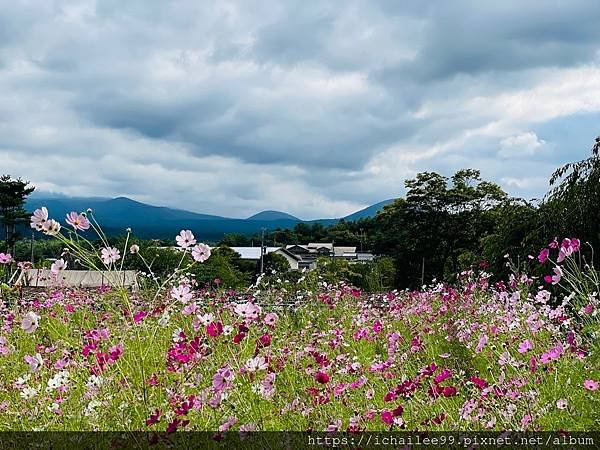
0,207,598,438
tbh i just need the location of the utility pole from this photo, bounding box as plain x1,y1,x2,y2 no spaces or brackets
30,232,35,265
260,228,266,274
359,228,364,252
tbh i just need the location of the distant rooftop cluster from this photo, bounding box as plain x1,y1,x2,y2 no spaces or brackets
226,243,374,271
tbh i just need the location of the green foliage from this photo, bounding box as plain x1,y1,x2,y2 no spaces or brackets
0,174,35,254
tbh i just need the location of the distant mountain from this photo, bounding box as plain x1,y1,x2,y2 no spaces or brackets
25,195,395,240
247,210,300,221
342,199,395,221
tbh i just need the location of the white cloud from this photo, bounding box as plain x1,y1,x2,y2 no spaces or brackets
499,132,546,158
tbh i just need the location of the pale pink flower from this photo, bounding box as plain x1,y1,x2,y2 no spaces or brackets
21,312,40,334
51,258,67,275
176,230,196,249
234,302,261,321
171,284,193,303
182,302,197,316
584,379,599,391
244,356,268,372
30,207,48,231
42,219,61,235
219,416,238,432
263,312,279,327
556,399,567,410
129,244,140,254
191,243,211,262
24,353,44,372
518,340,533,354
326,419,342,432
65,211,90,231
544,266,562,285
101,247,121,265
213,366,234,392
259,373,276,399
0,253,12,264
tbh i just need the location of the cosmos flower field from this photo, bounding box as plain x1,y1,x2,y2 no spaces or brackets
0,209,598,433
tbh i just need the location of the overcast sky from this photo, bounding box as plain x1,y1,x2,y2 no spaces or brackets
1,1,600,219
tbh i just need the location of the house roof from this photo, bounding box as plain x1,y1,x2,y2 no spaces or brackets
334,246,357,254
227,246,282,260
308,243,333,250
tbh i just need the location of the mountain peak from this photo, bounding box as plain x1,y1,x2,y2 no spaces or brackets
247,210,300,221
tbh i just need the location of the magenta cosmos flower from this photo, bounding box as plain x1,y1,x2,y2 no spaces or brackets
191,243,211,262
538,248,550,264
176,230,196,248
30,207,48,231
584,379,599,391
101,247,121,265
65,211,90,231
0,253,13,264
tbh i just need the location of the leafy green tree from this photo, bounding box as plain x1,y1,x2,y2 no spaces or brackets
547,136,600,263
0,175,35,255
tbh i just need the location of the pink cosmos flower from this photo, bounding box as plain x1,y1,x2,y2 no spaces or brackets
326,419,342,433
171,285,193,303
556,399,567,410
584,379,599,391
182,302,197,315
234,302,261,321
263,312,278,327
518,339,533,354
213,366,234,392
30,207,48,231
260,373,276,399
544,266,563,285
21,311,40,334
65,211,90,231
244,356,268,372
538,248,550,264
51,258,67,275
129,244,140,254
219,416,238,433
24,353,44,372
191,243,211,262
100,247,120,265
176,230,196,248
557,238,580,263
0,253,12,264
